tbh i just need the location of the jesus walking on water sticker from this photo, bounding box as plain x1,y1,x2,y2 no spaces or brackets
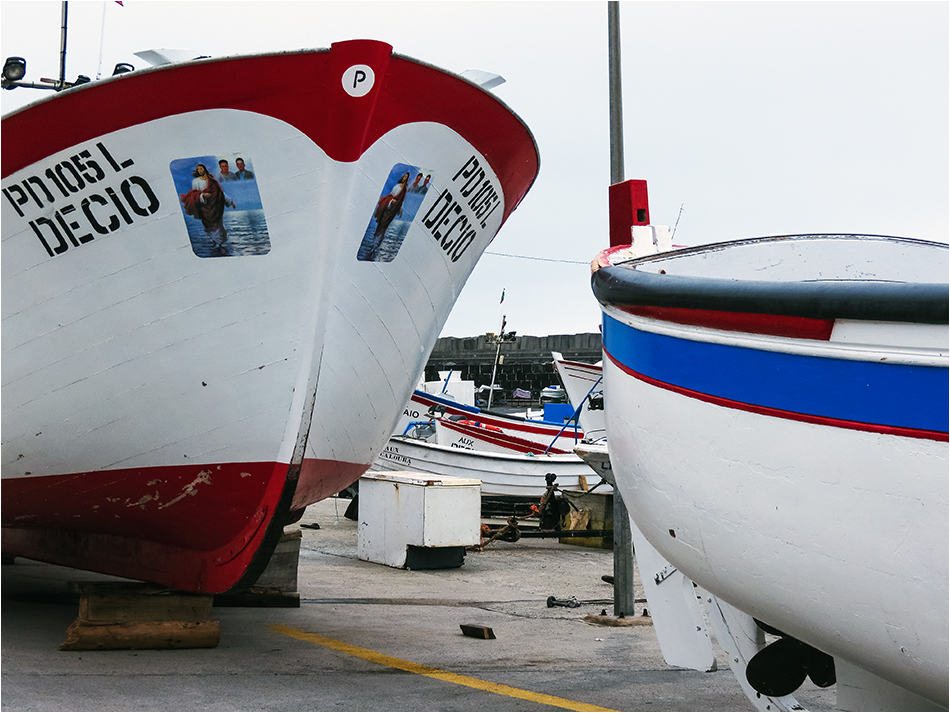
170,154,270,258
357,163,433,262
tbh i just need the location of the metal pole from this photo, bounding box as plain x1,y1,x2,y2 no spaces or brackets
607,0,637,619
608,1,624,185
487,339,502,410
59,2,69,89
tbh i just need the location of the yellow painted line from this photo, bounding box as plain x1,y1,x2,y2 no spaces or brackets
269,624,616,712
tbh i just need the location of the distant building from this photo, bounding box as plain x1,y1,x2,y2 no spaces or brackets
424,332,601,403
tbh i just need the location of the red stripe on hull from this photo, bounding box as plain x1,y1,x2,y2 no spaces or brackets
605,349,949,442
616,305,835,340
2,461,290,593
411,394,583,440
1,43,537,226
439,420,571,454
293,458,369,511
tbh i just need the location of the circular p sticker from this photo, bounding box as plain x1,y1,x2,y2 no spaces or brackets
342,64,375,97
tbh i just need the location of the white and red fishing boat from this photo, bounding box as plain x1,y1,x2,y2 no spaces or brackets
593,230,949,708
433,418,573,455
1,40,539,594
373,433,599,500
396,388,584,451
374,376,608,509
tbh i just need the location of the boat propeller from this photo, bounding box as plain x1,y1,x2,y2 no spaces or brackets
745,621,836,697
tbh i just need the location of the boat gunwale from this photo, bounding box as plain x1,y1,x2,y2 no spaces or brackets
592,234,949,325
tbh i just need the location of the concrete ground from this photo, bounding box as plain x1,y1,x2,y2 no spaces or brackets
1,496,836,712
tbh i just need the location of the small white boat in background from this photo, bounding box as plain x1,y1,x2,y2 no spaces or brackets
374,372,610,505
1,40,539,594
593,231,949,709
373,434,600,500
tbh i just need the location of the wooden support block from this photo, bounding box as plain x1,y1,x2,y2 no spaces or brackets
560,492,614,549
61,620,220,651
61,581,219,651
459,624,496,639
252,529,302,593
214,529,302,608
214,586,300,608
74,582,214,623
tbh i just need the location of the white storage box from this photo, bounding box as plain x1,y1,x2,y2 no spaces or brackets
357,472,481,569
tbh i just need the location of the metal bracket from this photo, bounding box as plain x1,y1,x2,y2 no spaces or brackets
654,563,678,585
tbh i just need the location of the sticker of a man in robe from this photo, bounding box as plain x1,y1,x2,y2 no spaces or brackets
364,171,409,260
179,162,236,254
357,163,435,262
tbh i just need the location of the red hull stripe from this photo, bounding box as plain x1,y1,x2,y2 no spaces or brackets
616,305,835,340
605,349,949,443
411,394,583,439
1,41,538,225
294,458,370,510
2,460,288,592
439,419,570,454
1,456,366,593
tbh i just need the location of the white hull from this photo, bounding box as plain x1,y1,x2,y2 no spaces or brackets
605,356,947,702
1,41,539,592
594,234,948,706
552,353,605,440
372,436,598,498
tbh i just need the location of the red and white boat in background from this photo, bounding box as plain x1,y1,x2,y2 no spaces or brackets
396,388,585,451
433,418,573,456
593,188,948,709
1,40,539,594
374,375,607,502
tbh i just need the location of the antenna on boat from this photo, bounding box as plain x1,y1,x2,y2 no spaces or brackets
485,313,517,411
59,1,68,88
2,1,97,91
96,1,107,79
671,203,685,240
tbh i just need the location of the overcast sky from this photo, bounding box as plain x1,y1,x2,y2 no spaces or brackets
3,1,947,338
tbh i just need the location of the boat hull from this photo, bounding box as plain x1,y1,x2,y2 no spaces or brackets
372,436,597,498
397,390,584,450
1,41,539,592
552,353,605,440
594,235,949,705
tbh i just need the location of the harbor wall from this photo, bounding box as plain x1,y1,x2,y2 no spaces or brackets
423,332,602,404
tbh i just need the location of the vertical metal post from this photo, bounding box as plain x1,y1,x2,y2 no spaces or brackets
607,0,637,618
59,2,69,89
608,1,625,186
487,314,506,411
487,339,502,410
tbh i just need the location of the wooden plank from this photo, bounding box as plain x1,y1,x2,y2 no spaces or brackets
74,582,213,624
60,620,220,651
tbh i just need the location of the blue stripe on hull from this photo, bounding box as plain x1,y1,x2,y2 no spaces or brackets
602,314,948,434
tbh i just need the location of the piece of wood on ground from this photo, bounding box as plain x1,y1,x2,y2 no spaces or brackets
459,624,496,639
